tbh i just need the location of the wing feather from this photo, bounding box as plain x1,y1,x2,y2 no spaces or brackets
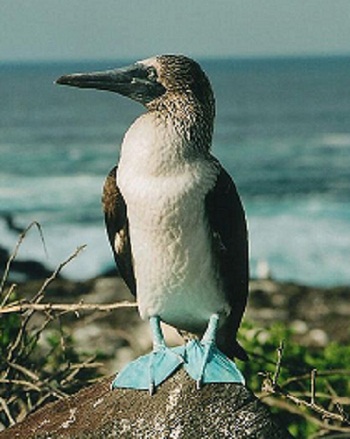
205,163,249,360
102,166,136,297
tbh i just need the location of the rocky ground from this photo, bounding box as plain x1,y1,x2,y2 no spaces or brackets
0,371,293,439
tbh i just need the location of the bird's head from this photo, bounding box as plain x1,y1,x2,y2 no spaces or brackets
56,55,215,126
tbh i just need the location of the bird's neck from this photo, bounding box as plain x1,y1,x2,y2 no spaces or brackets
119,108,213,177
150,93,214,151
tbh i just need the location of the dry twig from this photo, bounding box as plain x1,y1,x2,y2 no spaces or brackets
0,227,108,428
0,301,137,315
260,342,350,433
0,222,46,295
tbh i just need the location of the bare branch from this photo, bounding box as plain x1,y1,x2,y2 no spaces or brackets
0,379,42,393
262,396,350,434
282,369,350,389
32,245,87,303
6,361,40,382
0,222,45,295
260,344,350,429
311,368,317,406
6,310,32,365
1,283,17,307
272,340,284,386
0,397,16,426
60,357,103,386
0,301,137,314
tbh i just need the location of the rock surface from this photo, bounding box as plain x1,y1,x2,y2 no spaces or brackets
0,369,293,439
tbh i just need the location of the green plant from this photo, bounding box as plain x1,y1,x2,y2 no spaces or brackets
238,321,350,438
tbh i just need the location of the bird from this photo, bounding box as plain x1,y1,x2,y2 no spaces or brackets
56,55,249,393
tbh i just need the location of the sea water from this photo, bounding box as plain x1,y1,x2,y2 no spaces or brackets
0,57,349,286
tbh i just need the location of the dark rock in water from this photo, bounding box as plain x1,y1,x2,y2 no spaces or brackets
0,369,293,439
2,213,24,234
0,213,57,281
0,244,55,281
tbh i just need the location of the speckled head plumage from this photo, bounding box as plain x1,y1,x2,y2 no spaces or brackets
56,54,216,150
146,55,216,149
150,55,215,114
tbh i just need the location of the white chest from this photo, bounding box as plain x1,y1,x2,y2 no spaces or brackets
116,115,230,331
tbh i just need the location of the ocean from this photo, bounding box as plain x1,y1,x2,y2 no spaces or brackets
0,56,349,286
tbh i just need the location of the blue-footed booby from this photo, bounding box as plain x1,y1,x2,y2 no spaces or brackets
56,55,249,393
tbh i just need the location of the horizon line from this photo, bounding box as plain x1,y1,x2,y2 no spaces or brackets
1,52,350,67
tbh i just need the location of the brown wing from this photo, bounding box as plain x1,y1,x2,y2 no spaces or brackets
102,166,136,297
205,163,249,360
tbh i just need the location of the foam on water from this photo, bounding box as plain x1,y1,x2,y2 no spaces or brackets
2,189,349,286
248,198,350,286
0,173,103,214
1,219,112,280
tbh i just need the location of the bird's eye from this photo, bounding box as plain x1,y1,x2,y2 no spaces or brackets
147,67,157,81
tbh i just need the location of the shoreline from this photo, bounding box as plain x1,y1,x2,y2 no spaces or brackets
11,273,350,345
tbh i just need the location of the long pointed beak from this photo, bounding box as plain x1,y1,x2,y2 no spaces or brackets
56,64,165,105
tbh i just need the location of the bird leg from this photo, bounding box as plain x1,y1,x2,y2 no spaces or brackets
196,313,220,389
183,313,245,388
112,316,185,394
147,316,186,394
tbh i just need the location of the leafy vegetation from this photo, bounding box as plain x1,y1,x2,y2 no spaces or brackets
238,322,350,438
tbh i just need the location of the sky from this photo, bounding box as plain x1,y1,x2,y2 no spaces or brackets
1,0,350,62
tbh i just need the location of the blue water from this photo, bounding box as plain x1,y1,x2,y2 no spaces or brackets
1,56,350,286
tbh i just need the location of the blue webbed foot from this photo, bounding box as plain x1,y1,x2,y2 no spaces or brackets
112,313,245,393
184,339,245,388
112,316,185,394
183,314,245,388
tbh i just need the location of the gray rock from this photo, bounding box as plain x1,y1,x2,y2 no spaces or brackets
0,369,293,438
